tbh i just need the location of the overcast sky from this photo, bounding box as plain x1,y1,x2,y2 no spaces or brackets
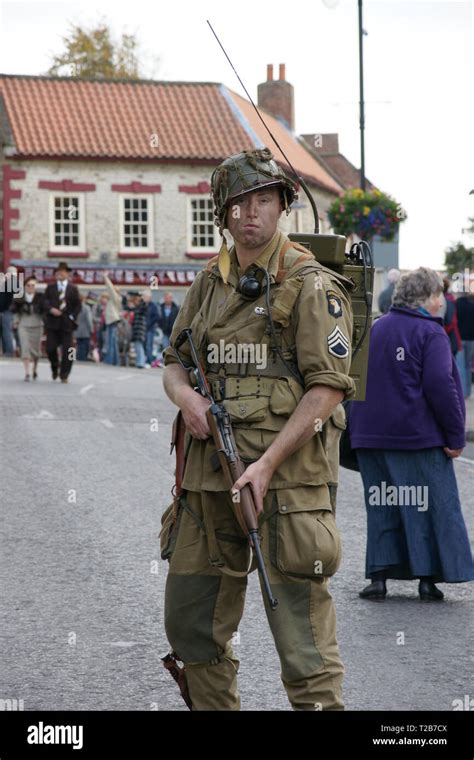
0,0,472,270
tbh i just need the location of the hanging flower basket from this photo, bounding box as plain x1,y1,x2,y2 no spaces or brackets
327,188,406,242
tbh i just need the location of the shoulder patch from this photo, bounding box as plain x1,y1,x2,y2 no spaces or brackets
326,290,343,318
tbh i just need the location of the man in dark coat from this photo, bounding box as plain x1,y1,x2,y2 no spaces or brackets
456,291,474,397
43,262,81,382
142,289,160,365
0,270,15,355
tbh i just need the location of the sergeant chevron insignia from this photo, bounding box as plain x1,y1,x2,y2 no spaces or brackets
327,325,349,358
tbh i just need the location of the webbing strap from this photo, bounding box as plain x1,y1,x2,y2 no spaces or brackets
171,410,187,499
181,499,247,546
258,498,279,526
209,375,275,402
207,358,297,380
275,240,313,284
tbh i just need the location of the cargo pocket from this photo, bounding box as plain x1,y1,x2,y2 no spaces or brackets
269,376,304,417
223,396,270,424
269,491,342,578
159,498,184,561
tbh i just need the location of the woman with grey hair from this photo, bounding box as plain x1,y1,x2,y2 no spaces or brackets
349,267,473,601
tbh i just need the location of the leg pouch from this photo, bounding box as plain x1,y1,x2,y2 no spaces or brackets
269,491,342,578
160,498,184,561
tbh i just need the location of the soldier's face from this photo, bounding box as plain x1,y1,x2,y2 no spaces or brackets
226,188,283,249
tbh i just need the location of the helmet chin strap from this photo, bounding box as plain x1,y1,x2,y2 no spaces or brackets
222,229,233,248
217,238,231,284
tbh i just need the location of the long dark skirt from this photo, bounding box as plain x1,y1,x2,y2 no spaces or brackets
356,447,474,583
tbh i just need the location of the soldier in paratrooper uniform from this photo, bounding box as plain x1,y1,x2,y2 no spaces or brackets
161,148,355,710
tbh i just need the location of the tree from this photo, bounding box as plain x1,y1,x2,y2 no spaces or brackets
461,216,474,236
47,21,141,79
444,216,474,276
444,243,474,277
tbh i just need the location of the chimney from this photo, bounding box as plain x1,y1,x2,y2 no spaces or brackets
257,63,295,132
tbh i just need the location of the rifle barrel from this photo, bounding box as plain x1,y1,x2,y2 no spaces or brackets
249,529,278,610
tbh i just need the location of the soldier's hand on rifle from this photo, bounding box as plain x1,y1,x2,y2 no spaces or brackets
178,386,212,440
232,458,274,516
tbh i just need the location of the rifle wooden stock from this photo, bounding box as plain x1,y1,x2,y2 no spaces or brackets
206,404,258,536
206,402,278,610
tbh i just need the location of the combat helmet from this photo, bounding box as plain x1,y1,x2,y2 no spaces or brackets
211,147,298,233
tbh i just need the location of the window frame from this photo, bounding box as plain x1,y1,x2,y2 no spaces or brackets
49,192,85,252
119,194,154,253
187,195,219,252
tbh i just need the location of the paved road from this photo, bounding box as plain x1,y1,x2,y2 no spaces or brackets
0,358,472,711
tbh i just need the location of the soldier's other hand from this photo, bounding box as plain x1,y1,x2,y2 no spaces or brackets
443,446,463,458
179,389,212,439
232,459,274,516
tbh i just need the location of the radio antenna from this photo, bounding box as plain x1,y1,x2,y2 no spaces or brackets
207,20,319,233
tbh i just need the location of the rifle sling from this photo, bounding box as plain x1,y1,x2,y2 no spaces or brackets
172,410,187,499
201,499,254,578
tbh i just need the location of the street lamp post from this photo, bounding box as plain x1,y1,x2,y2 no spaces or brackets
323,0,367,190
358,0,366,190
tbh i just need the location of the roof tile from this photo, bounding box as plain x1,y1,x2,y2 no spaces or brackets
0,74,342,191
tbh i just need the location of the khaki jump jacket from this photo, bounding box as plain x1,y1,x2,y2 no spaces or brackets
164,230,356,505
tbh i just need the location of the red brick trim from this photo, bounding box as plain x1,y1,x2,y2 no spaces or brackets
2,164,26,269
38,180,96,191
117,253,160,259
179,181,211,194
111,182,162,193
185,252,218,259
47,251,90,258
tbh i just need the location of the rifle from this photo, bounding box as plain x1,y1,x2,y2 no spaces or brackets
174,327,278,611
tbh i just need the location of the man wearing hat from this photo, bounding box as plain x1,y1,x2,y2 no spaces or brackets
43,262,81,382
160,148,355,710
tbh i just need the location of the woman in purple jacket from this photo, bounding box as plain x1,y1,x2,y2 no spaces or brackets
349,268,473,601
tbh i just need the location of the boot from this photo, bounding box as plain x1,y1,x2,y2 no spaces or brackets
360,570,387,600
419,578,444,601
359,580,387,600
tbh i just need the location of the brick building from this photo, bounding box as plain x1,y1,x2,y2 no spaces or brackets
0,65,388,298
